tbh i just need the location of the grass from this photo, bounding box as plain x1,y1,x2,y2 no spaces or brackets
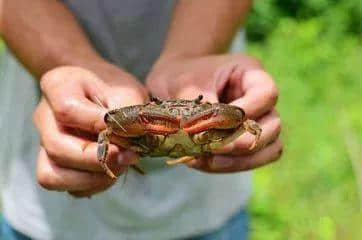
246,16,362,240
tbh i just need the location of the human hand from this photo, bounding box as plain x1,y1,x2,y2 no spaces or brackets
146,54,282,173
34,66,147,197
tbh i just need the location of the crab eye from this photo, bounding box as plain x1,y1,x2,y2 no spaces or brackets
150,96,162,105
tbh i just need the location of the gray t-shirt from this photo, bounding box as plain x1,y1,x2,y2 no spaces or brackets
0,1,251,239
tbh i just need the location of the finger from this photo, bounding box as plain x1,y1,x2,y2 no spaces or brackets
36,147,119,191
40,67,108,132
188,139,283,173
174,85,219,103
68,166,134,198
229,69,279,119
68,182,115,198
34,99,138,173
214,62,244,98
50,138,137,174
213,109,281,155
56,98,107,133
105,86,147,109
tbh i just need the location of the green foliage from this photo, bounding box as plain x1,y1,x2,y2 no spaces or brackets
0,39,4,51
246,1,362,239
246,0,361,41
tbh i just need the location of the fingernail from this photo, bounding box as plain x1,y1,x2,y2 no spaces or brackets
211,156,234,170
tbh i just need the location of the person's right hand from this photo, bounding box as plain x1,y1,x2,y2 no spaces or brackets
34,66,148,198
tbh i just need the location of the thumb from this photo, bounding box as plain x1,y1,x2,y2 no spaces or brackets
213,62,240,97
174,85,219,103
175,63,234,103
104,87,147,109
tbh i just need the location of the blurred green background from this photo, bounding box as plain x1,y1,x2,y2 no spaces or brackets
0,0,361,239
245,0,362,239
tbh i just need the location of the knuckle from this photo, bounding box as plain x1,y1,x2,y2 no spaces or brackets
43,136,61,159
53,99,76,124
234,137,254,151
268,85,279,105
39,72,52,92
40,69,61,92
247,69,278,105
260,72,279,105
37,166,57,190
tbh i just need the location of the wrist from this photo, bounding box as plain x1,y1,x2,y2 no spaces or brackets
152,53,198,76
156,50,216,68
41,62,147,100
88,61,134,85
49,47,137,86
94,63,148,99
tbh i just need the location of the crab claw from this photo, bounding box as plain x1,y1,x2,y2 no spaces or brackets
181,103,246,134
105,105,180,137
181,103,262,152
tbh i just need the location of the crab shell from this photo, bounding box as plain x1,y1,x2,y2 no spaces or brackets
103,97,249,158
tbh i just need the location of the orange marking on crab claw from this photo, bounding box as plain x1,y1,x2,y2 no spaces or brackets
139,113,180,134
181,111,214,133
182,112,239,134
183,111,214,126
144,123,179,135
183,120,233,134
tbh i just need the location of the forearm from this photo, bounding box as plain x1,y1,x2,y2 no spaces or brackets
0,0,119,80
160,0,252,60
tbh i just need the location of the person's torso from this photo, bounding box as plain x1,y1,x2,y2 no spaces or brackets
63,0,175,80
0,1,251,239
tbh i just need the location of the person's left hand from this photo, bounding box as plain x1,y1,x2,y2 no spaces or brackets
146,54,282,173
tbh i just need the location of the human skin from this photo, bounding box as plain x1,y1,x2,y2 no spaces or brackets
0,0,282,197
147,56,282,172
0,0,147,197
146,0,283,172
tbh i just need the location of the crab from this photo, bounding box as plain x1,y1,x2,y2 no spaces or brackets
97,95,261,179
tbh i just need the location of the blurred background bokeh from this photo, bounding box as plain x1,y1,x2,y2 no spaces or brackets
0,0,361,239
244,0,362,239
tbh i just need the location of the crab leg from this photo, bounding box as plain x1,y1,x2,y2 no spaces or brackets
131,164,146,175
166,156,196,165
243,119,262,150
97,129,118,179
